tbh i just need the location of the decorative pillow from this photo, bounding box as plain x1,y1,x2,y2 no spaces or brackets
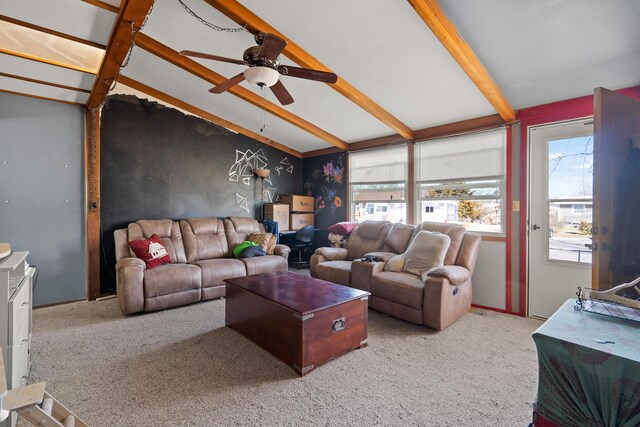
129,233,172,269
384,230,451,279
328,232,347,248
233,241,259,258
327,222,359,236
248,232,276,255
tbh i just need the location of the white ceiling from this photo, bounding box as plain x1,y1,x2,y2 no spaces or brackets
2,0,115,45
240,0,497,129
0,0,639,153
439,0,640,109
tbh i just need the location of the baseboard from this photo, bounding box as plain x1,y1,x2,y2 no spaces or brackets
471,304,515,315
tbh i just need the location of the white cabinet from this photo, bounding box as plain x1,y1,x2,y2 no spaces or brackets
0,251,33,427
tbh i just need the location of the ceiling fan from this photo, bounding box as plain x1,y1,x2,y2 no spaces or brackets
180,32,338,106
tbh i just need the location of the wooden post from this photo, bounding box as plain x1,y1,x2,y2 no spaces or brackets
85,108,101,300
407,142,416,225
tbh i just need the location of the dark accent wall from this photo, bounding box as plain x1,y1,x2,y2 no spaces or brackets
302,152,347,247
100,95,301,293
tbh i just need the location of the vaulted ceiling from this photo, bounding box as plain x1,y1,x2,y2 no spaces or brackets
1,0,638,157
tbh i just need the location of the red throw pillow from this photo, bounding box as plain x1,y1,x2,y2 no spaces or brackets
327,222,359,236
129,234,172,269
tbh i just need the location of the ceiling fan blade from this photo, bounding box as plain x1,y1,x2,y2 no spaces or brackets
258,33,287,61
209,73,246,94
270,80,294,105
277,65,337,84
179,50,245,65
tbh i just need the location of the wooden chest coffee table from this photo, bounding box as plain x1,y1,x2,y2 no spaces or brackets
225,271,370,375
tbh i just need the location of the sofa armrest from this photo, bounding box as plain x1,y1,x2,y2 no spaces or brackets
422,267,473,330
309,253,325,278
274,244,290,260
314,247,348,261
351,259,387,292
425,265,471,285
363,251,397,262
116,257,146,315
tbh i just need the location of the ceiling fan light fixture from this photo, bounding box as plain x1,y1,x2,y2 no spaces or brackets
244,66,279,88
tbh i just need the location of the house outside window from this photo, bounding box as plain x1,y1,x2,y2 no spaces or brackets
415,128,506,234
349,145,408,224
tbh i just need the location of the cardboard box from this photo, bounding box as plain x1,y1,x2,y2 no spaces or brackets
280,195,314,213
290,213,314,231
264,203,289,231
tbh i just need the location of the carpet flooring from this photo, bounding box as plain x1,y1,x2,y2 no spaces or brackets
22,285,543,426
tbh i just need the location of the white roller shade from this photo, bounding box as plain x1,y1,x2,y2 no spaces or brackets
417,129,505,181
350,145,407,183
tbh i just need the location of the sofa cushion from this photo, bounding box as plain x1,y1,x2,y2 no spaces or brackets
248,232,276,255
420,222,466,266
128,220,187,263
346,221,392,260
180,218,229,262
143,263,201,298
194,258,246,288
241,255,288,276
371,271,425,309
224,217,263,249
382,223,416,254
315,260,352,286
385,230,451,279
129,233,172,269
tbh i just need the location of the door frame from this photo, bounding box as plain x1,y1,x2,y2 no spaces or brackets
526,118,593,319
518,104,594,317
517,86,640,316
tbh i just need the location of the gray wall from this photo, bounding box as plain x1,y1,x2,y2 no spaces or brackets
0,92,86,306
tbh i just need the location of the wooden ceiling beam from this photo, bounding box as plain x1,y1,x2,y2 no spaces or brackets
0,14,106,50
204,0,415,140
0,88,84,107
87,0,154,108
0,71,90,93
135,33,348,150
81,0,120,14
0,50,96,75
118,75,302,158
407,0,515,122
302,113,505,158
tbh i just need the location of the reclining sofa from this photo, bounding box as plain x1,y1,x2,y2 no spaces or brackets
114,216,290,315
310,221,481,330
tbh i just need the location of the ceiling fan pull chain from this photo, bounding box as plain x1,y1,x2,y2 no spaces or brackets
177,0,247,33
260,85,267,133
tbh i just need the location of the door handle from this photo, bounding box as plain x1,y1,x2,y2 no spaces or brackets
532,224,541,230
585,243,597,251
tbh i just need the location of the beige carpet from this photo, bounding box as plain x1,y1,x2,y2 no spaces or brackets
22,290,543,426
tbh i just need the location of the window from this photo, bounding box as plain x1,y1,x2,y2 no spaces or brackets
415,129,506,233
350,145,408,223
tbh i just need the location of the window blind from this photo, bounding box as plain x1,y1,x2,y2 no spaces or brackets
349,145,408,183
416,129,505,182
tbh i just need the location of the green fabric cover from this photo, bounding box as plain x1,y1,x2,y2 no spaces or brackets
532,299,640,427
232,241,258,258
